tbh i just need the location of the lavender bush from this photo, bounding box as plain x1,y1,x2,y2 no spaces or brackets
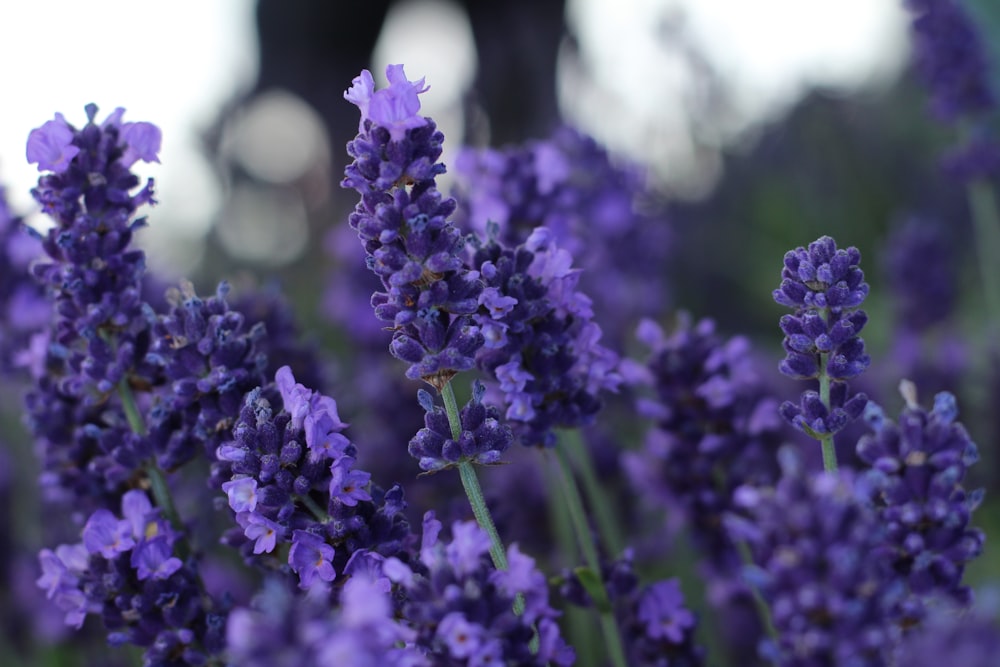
1,2,999,665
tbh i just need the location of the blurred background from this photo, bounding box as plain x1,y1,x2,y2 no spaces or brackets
3,0,1000,662
0,0,909,275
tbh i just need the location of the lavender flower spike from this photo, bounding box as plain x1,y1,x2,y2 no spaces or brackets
408,380,513,471
857,380,984,628
773,236,870,455
342,65,484,388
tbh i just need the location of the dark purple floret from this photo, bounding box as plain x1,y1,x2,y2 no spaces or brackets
36,490,226,663
471,227,621,446
856,383,984,627
773,236,870,438
145,280,268,471
216,366,411,588
777,381,869,436
408,380,513,471
341,66,485,388
728,450,902,666
23,105,165,508
906,0,996,123
381,512,575,666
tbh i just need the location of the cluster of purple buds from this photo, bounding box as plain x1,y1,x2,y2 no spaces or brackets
146,280,268,472
379,512,575,666
728,450,902,666
341,65,484,389
36,490,225,662
217,366,410,588
773,236,870,439
408,379,512,471
857,382,984,626
22,105,165,508
472,226,621,446
622,315,782,578
27,105,159,389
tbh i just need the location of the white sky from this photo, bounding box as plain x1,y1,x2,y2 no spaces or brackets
0,0,909,264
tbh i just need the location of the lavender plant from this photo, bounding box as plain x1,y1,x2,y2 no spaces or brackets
8,23,1000,665
773,235,871,471
857,382,985,628
728,450,903,667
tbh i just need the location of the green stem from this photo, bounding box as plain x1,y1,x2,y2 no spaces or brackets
457,461,509,573
559,430,625,557
439,382,524,616
546,460,600,667
816,360,837,473
550,446,629,667
967,179,1000,331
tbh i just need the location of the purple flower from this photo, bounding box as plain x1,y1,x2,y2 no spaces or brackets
25,114,80,173
120,489,154,539
344,69,375,127
452,126,672,345
82,509,135,558
445,520,492,577
471,229,621,446
222,477,259,513
345,65,430,142
328,457,372,506
119,121,162,167
437,612,483,658
896,600,1000,667
342,67,486,386
241,512,283,554
216,377,411,584
398,514,574,666
226,576,425,667
637,580,696,643
857,384,984,626
130,535,182,581
305,403,351,460
24,104,166,508
276,364,313,429
560,551,705,665
491,543,544,596
288,530,336,589
36,544,86,599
